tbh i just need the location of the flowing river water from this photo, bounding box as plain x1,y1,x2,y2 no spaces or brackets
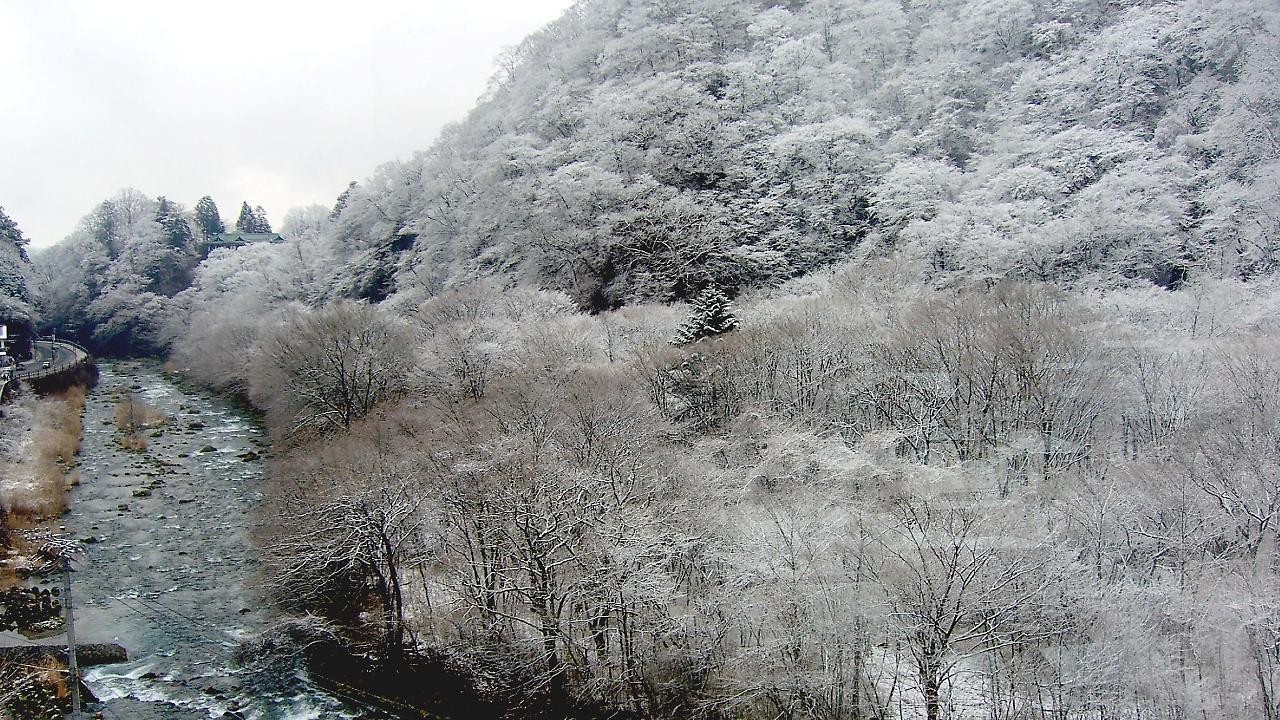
56,361,382,719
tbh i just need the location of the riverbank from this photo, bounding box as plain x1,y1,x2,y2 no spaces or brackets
8,358,571,719
0,384,89,717
55,359,367,718
0,385,85,533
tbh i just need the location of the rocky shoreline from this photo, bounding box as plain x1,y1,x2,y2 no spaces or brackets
0,379,94,718
54,360,363,718
0,642,128,667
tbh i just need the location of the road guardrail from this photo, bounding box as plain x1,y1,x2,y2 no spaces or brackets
14,339,94,382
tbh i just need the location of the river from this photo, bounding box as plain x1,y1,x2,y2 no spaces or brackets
60,360,382,719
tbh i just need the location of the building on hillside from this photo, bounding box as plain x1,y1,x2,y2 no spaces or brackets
202,232,285,255
0,319,30,361
0,331,11,399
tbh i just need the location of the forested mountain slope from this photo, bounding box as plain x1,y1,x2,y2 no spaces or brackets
0,206,35,357
22,2,1280,718
35,0,1280,344
33,192,295,355
35,191,206,354
319,0,1280,308
158,3,1280,716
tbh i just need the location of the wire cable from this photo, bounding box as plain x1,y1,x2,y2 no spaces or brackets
120,595,238,654
115,595,429,715
109,597,239,668
134,593,238,643
97,701,127,720
10,578,424,716
99,593,439,718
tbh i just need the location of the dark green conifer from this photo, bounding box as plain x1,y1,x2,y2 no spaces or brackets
235,202,272,234
252,205,272,234
330,181,357,221
235,201,256,233
673,285,739,345
193,196,225,237
155,196,193,248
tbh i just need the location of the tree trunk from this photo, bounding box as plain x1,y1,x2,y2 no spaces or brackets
384,546,406,656
920,656,943,720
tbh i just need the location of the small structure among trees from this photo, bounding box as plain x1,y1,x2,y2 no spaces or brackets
201,232,285,254
0,206,34,362
673,285,739,345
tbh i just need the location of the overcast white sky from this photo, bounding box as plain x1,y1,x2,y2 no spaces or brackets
0,0,578,248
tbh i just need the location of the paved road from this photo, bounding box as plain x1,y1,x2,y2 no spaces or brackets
14,340,89,380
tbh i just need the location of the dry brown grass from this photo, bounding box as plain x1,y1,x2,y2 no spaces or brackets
0,654,68,716
115,390,170,429
119,433,148,451
116,391,168,452
8,387,85,518
1,387,85,589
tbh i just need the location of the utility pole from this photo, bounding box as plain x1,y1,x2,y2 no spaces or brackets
63,554,81,720
24,529,84,719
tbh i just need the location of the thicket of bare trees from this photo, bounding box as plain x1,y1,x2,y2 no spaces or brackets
168,262,1280,719
247,301,416,437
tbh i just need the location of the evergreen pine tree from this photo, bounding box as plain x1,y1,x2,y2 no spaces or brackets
193,196,225,238
235,201,256,233
155,197,194,248
673,286,740,345
330,181,357,221
252,205,272,234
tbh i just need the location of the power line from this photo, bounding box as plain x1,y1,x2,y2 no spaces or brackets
11,571,430,716
4,661,73,674
87,598,251,718
102,595,422,717
298,676,403,717
112,594,424,715
123,595,237,650
0,631,51,648
107,596,238,663
300,671,438,718
132,593,240,646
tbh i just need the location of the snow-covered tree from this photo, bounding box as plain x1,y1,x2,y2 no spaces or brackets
193,195,225,238
249,301,414,436
0,204,34,358
234,201,272,234
672,285,739,345
0,205,31,305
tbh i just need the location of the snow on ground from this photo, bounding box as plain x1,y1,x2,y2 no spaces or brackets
0,393,39,508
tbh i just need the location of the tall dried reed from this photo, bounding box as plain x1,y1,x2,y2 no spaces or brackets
10,387,86,518
115,390,168,452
